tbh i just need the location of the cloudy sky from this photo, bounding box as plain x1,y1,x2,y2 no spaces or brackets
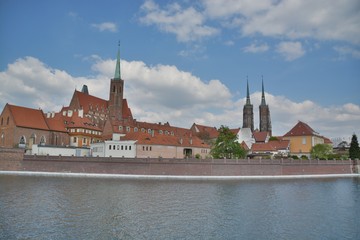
1,0,359,140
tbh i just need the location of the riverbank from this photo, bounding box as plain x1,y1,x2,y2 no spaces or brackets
1,148,359,176
1,170,359,180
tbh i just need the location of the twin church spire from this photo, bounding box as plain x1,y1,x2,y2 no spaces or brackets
242,77,272,135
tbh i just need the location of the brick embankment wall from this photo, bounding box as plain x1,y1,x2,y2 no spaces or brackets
1,150,358,176
0,148,24,171
19,156,357,176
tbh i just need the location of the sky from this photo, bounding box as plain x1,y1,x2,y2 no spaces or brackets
0,0,359,141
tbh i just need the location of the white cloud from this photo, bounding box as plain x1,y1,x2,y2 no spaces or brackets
243,43,269,53
276,41,305,61
91,22,118,32
1,56,359,139
139,0,219,42
333,46,360,59
201,0,360,45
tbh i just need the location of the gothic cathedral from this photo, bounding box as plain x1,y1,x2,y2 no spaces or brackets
242,78,272,135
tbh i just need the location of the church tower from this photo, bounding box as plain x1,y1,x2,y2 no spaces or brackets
108,42,124,121
259,78,272,135
242,78,254,132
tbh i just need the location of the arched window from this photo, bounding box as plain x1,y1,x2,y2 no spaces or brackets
148,129,152,134
113,85,116,93
19,136,26,144
134,127,138,132
40,136,46,145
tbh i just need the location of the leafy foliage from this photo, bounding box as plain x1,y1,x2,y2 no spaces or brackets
310,144,333,159
269,136,279,141
349,134,360,160
211,125,247,159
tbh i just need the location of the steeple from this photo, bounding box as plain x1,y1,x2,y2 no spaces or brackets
114,41,121,80
243,76,254,132
246,76,251,105
261,76,266,105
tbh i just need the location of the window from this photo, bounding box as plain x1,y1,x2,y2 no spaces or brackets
129,146,131,150
117,145,120,150
141,128,145,132
119,126,123,131
148,129,152,134
109,145,112,150
113,145,115,150
146,146,148,151
302,137,307,145
121,145,124,150
125,146,128,150
19,136,26,144
143,146,145,151
40,136,46,145
83,138,86,144
159,130,163,134
134,127,138,132
73,137,77,143
126,126,130,132
150,146,152,151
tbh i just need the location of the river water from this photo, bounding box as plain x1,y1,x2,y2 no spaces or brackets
0,175,359,240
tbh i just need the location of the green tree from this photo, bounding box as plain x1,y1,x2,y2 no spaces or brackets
310,144,333,159
210,125,247,159
349,134,360,160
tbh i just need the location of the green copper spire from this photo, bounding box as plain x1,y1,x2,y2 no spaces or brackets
261,76,266,105
246,76,251,105
114,41,121,80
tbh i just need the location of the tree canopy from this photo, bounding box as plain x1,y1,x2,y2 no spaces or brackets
210,125,247,159
349,134,360,160
310,144,333,159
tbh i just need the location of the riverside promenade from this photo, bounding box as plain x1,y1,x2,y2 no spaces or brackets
1,148,359,176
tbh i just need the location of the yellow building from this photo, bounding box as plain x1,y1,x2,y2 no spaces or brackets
283,121,325,157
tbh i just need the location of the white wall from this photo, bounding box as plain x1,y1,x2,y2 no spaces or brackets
90,140,137,158
32,144,90,156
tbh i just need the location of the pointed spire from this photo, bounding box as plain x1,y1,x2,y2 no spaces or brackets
246,76,251,105
114,41,121,80
261,75,266,105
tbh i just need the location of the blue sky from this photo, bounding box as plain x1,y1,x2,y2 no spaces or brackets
1,0,359,140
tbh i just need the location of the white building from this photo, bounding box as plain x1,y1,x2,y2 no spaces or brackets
90,134,137,157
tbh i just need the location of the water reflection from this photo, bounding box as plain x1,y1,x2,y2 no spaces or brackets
0,176,359,239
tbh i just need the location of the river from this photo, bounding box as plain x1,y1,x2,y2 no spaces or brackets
0,175,359,239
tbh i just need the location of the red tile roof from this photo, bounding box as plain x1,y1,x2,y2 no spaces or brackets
75,90,108,113
253,131,269,142
283,121,319,137
67,114,102,131
45,113,68,132
122,131,209,148
7,104,49,130
191,123,219,139
122,99,133,119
